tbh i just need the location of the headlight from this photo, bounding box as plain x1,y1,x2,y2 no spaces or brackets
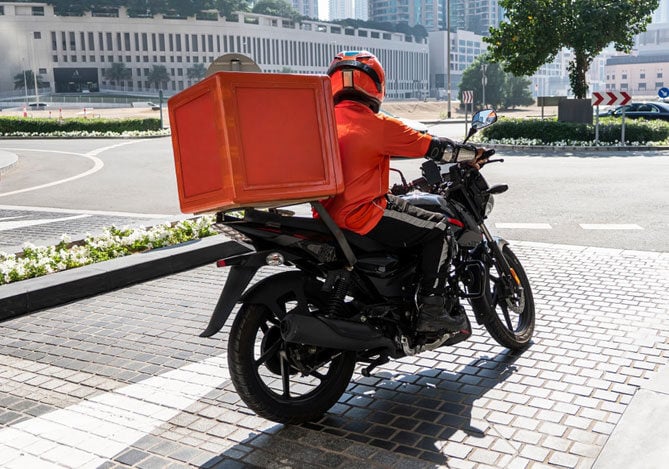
484,195,495,216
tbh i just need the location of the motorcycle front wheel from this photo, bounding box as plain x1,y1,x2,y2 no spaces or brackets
471,244,535,350
227,293,356,424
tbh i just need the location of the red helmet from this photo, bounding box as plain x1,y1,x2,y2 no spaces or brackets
327,50,385,112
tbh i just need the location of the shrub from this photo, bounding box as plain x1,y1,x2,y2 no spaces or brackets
0,116,162,135
479,117,669,145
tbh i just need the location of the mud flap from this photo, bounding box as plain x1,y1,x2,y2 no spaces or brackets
200,265,259,337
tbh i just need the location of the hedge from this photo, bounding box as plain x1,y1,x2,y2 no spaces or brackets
0,116,162,134
479,117,669,145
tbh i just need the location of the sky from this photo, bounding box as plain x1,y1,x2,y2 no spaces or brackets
318,0,328,21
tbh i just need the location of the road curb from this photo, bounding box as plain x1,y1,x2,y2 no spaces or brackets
0,235,250,322
0,149,18,174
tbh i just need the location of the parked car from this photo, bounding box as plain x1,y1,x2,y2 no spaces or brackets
28,102,48,109
598,102,669,121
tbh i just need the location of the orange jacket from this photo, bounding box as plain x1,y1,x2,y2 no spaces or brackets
319,100,433,234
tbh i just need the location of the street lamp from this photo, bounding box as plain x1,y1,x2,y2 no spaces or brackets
481,63,487,108
446,0,451,118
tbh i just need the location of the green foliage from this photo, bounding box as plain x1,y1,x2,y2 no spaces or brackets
331,19,428,42
186,63,207,80
146,65,170,88
485,0,659,99
13,70,48,90
252,0,300,20
0,116,161,134
45,0,251,18
104,62,132,82
479,117,669,145
459,56,533,109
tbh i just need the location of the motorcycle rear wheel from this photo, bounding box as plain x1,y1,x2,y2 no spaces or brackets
228,297,356,424
471,245,535,350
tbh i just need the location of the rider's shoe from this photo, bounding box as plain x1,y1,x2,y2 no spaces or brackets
416,295,467,333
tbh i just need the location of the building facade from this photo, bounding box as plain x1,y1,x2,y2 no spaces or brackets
291,0,320,20
0,2,427,99
605,53,668,96
450,0,503,36
369,0,444,32
428,29,488,97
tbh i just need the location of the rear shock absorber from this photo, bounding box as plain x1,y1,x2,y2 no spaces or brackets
323,270,351,317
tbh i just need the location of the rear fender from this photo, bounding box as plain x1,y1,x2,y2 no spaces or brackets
241,271,310,318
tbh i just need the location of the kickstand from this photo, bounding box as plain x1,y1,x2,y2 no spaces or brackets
361,355,389,377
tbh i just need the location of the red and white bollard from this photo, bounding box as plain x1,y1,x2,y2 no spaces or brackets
59,108,63,120
23,106,27,118
83,107,87,118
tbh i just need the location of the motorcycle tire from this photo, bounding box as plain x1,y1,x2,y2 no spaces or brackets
471,245,535,350
227,295,356,424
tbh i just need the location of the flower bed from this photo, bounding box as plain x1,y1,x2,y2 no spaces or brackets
0,217,215,285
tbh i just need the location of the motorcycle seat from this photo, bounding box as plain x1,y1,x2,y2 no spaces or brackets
243,209,389,253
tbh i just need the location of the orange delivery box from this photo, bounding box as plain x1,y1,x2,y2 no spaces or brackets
167,71,344,214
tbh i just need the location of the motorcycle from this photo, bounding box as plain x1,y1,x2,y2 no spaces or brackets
201,109,535,424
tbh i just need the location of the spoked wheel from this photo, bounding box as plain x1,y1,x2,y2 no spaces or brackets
471,245,535,350
227,288,356,424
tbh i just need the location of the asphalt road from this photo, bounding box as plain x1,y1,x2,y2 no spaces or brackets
1,137,668,252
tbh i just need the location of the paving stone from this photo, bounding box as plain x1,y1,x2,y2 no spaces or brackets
0,241,667,468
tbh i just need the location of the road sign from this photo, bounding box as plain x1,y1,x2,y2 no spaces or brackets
462,90,473,104
659,87,669,99
591,91,631,106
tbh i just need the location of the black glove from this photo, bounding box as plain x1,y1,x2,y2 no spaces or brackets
425,137,454,161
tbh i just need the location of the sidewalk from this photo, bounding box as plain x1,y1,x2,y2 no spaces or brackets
1,233,668,467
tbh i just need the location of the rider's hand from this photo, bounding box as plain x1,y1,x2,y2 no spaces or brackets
467,148,489,170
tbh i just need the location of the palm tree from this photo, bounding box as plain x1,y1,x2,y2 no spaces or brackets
13,70,46,90
147,65,170,90
104,62,132,87
186,63,207,81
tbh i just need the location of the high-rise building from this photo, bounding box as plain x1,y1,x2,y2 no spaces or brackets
652,0,669,23
369,0,443,31
326,0,368,21
450,0,503,36
292,0,319,19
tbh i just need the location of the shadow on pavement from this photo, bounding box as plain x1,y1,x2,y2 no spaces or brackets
202,349,521,467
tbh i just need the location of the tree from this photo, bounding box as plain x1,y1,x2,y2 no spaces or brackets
147,65,170,89
458,56,534,110
502,75,534,109
187,63,207,80
458,56,506,108
251,0,300,20
13,70,47,90
104,62,132,85
485,0,659,99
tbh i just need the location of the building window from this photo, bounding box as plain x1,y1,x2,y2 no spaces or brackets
32,6,44,16
53,55,58,62
0,6,4,15
51,32,57,50
658,72,664,79
34,32,41,39
88,32,95,51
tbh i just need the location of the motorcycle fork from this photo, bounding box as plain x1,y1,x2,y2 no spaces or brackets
478,223,522,298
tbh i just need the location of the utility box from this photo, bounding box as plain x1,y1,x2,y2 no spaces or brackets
168,72,343,214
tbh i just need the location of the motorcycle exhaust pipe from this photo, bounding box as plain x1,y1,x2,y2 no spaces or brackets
280,314,395,353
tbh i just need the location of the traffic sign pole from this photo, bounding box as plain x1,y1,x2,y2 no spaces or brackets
591,91,632,145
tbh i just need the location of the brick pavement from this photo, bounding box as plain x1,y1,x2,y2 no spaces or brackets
0,207,173,254
0,240,668,468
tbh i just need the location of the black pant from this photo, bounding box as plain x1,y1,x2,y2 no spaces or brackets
365,194,451,294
